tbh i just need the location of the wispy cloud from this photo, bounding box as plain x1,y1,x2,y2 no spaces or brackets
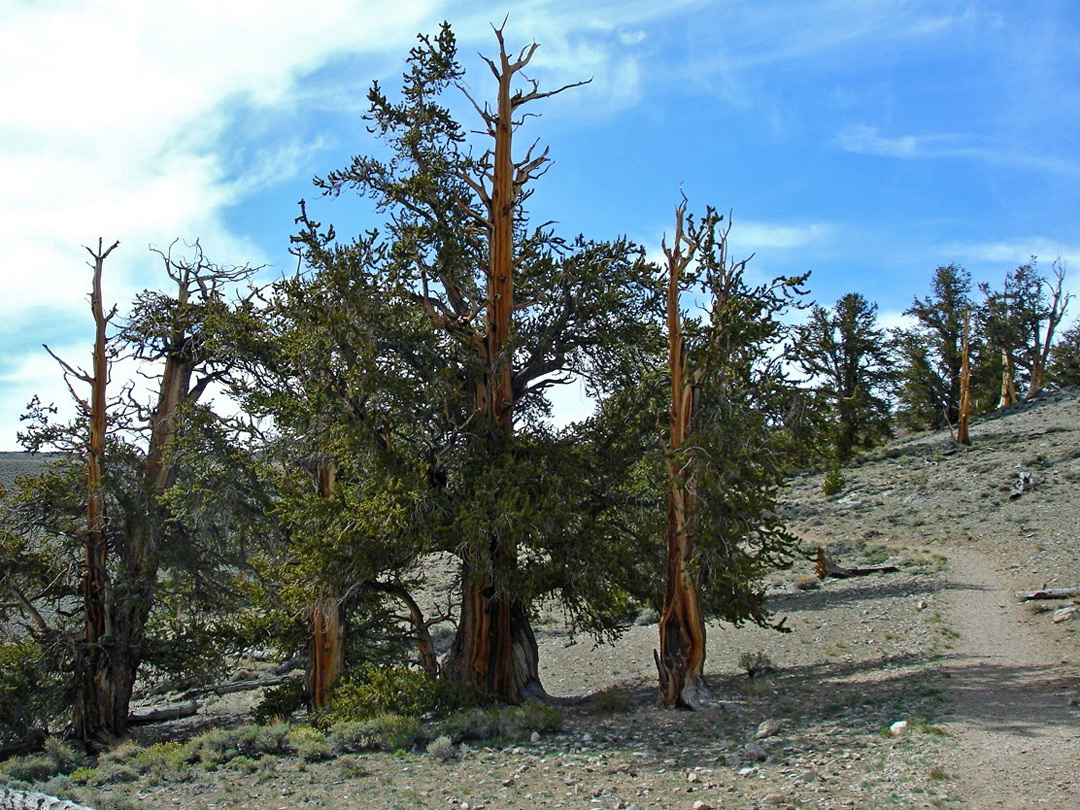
837,124,1080,177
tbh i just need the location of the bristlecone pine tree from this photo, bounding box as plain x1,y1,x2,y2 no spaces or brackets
654,203,805,709
289,23,659,703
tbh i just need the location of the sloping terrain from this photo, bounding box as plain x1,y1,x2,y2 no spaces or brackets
3,393,1079,809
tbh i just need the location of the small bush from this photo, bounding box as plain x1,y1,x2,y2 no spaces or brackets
184,723,290,766
425,734,457,762
437,702,562,743
793,575,820,591
288,725,333,762
253,679,306,725
738,650,777,678
0,738,88,785
329,715,422,753
316,666,438,727
592,687,634,715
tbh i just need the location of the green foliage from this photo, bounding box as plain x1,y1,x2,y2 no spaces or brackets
0,640,57,741
1049,319,1080,387
822,457,846,496
328,715,423,753
795,293,894,461
315,665,438,726
435,702,563,743
183,723,291,766
253,679,307,725
0,738,88,784
287,726,333,762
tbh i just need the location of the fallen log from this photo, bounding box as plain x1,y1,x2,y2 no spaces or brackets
126,700,200,727
1015,586,1080,601
815,547,900,580
180,673,299,701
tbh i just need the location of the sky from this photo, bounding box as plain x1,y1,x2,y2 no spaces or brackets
2,0,1079,450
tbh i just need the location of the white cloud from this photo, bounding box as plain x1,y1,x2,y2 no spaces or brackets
837,124,1080,177
734,221,835,252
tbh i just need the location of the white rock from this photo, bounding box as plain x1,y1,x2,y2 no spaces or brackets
692,801,714,810
889,720,910,736
530,731,541,743
755,718,783,739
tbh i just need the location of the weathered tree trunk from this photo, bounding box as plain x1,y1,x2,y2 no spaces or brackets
71,240,121,747
307,460,343,709
307,596,343,709
656,205,709,709
442,26,584,703
999,349,1018,408
957,308,972,445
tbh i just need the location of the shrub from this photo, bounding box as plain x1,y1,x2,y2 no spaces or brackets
253,679,306,725
437,702,562,743
0,738,88,785
184,723,290,766
738,650,776,678
328,715,422,753
288,726,332,762
591,687,634,715
425,734,457,762
316,665,437,727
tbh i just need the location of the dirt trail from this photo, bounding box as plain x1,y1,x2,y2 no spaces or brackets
935,547,1079,808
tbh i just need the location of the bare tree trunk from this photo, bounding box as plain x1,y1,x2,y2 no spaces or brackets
307,460,343,709
999,349,1018,408
957,308,972,445
71,239,121,747
655,206,709,709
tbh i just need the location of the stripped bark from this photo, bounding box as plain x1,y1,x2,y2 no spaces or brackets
957,308,972,445
440,24,585,703
815,547,899,579
1016,586,1080,601
656,204,709,709
307,459,343,709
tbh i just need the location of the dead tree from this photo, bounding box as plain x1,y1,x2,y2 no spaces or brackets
655,203,710,709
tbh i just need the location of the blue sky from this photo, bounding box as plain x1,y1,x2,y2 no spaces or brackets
2,0,1078,450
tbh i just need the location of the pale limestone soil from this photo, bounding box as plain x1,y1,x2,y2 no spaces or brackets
931,548,1079,810
29,391,1080,809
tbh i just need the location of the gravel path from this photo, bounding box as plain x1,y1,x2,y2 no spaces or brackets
935,547,1079,808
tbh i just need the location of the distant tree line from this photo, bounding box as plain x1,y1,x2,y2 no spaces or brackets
0,22,1075,753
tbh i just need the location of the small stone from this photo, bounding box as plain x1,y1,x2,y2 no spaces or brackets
889,720,910,736
916,599,929,610
692,801,713,810
687,771,702,783
530,731,541,743
738,766,759,777
1053,605,1078,623
764,794,786,805
755,718,783,739
743,742,768,762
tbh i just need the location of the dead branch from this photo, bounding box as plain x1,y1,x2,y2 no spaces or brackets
1016,586,1080,601
815,547,899,579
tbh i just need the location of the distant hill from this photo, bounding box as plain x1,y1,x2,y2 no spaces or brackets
0,451,53,489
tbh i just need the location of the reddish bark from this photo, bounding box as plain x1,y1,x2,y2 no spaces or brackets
655,206,709,709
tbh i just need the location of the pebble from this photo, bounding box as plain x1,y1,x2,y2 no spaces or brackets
889,720,910,737
756,719,783,739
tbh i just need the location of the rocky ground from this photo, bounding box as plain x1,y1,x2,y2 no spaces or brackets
7,391,1080,809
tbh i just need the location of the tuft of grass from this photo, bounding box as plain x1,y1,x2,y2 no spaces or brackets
591,687,634,715
436,702,562,744
425,734,457,762
329,714,422,753
928,766,949,781
288,725,333,762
